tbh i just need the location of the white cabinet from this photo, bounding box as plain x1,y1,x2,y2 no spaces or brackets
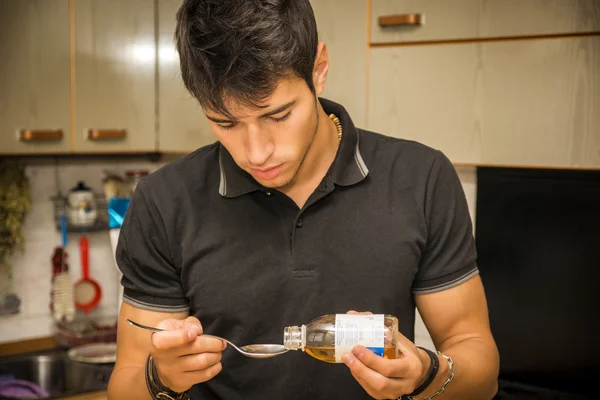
371,0,600,44
312,0,368,128
157,0,213,153
368,37,600,168
74,0,156,153
0,0,71,154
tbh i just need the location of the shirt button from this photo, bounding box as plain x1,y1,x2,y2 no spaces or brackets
265,191,271,196
296,218,303,228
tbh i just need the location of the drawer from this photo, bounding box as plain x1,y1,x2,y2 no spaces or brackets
371,0,600,44
367,37,600,168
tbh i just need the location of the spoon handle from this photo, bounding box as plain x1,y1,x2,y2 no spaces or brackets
201,334,239,351
126,319,163,332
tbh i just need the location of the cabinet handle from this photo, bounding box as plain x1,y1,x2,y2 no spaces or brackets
379,13,424,27
19,129,63,142
87,129,127,140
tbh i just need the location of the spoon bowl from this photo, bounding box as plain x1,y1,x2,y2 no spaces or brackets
126,319,289,359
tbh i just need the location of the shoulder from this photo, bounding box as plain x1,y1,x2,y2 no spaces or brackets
138,142,220,198
357,129,444,179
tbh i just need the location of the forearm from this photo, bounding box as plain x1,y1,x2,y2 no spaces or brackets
107,365,152,400
418,337,499,399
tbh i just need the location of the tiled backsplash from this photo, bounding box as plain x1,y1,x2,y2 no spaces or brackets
0,159,476,349
0,159,165,344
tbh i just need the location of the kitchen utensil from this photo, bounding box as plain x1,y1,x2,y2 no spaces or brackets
126,319,289,359
67,181,97,228
74,233,102,314
53,314,117,349
52,216,75,322
67,342,117,364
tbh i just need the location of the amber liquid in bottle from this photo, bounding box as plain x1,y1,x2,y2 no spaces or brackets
284,314,399,363
304,345,398,363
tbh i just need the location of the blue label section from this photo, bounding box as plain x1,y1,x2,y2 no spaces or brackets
366,347,384,357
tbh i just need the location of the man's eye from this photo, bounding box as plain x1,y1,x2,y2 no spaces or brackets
271,112,292,123
218,123,237,130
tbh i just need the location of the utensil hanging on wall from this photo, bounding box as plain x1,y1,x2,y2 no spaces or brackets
74,232,102,314
52,215,75,322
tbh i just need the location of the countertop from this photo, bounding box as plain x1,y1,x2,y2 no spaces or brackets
0,314,57,346
61,392,107,400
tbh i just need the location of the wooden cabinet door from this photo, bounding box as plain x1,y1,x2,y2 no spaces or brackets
73,0,156,153
0,0,71,154
368,37,600,168
312,0,368,128
371,0,600,45
157,0,213,154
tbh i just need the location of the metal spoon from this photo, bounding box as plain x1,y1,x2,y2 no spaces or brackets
126,319,289,359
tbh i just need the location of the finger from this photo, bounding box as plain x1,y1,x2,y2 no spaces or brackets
152,328,199,350
182,316,202,328
181,335,227,355
178,352,223,372
156,317,202,332
351,345,410,378
346,310,373,315
181,317,203,333
343,352,403,399
182,362,223,385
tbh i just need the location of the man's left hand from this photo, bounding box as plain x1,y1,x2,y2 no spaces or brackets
343,311,430,399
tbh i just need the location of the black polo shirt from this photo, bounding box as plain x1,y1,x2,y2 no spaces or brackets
116,98,478,400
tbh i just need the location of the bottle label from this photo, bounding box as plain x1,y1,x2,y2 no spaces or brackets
334,314,385,363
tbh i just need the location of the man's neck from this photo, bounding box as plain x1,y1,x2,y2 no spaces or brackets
279,105,339,208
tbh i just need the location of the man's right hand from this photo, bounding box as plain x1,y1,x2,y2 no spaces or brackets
150,316,227,393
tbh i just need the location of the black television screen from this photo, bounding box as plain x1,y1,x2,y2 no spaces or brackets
475,167,600,398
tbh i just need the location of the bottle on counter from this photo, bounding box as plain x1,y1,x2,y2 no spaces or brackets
283,313,399,363
125,169,149,195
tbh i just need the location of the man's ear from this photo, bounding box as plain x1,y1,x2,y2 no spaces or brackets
313,42,330,96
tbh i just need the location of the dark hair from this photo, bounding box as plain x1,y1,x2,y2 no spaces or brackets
175,0,319,119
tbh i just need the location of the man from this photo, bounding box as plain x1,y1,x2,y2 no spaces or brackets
108,0,499,399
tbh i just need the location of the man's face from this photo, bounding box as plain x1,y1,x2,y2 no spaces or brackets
205,77,320,189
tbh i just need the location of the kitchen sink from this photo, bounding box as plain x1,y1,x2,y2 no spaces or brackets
0,348,113,399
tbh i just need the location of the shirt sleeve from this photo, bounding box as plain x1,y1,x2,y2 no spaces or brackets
413,150,479,294
116,179,189,312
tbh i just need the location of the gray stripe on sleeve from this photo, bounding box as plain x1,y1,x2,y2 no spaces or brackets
123,295,190,313
412,268,480,295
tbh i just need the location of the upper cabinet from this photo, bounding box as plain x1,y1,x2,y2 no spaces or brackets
368,0,600,168
2,1,598,168
368,37,600,168
0,0,72,154
371,0,600,44
157,0,213,154
74,0,156,153
312,0,368,129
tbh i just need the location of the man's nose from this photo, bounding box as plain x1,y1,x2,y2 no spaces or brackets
245,124,274,166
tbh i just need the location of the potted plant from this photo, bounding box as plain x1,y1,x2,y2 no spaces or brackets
0,160,31,314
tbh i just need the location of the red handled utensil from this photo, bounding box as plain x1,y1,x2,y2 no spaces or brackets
74,233,102,314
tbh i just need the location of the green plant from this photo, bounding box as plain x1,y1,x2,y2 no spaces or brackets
0,160,31,295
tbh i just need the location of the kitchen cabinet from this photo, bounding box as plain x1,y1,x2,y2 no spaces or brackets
312,0,368,128
0,0,157,155
73,0,156,153
368,36,600,168
0,0,72,155
371,0,600,45
157,0,213,153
